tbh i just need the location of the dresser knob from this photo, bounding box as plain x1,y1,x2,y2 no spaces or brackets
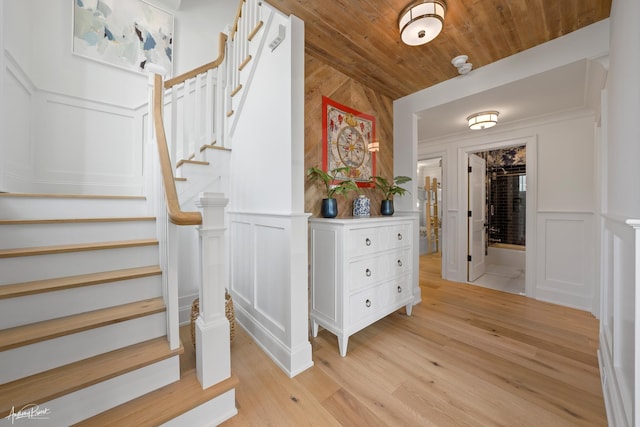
365,268,371,277
397,260,402,267
365,299,371,308
397,233,402,240
397,286,402,293
365,238,371,246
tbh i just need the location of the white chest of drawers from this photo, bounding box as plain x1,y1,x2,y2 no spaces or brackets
309,216,415,356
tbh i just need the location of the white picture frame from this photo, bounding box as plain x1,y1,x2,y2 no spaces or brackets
72,0,174,76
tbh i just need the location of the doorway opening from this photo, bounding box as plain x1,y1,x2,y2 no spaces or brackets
468,145,526,295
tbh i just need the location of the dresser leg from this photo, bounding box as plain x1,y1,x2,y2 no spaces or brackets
338,334,348,357
406,302,413,316
311,320,319,337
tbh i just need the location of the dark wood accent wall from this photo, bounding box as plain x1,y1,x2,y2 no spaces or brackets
304,54,394,218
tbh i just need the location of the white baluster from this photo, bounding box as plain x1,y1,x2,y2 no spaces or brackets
206,70,215,145
170,85,178,168
195,73,203,150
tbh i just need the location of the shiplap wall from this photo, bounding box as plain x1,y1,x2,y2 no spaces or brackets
304,54,394,218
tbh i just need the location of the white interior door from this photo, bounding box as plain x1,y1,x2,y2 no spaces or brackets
468,153,486,281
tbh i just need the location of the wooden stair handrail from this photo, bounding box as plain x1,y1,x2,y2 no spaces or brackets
152,73,202,226
164,33,228,89
230,0,246,41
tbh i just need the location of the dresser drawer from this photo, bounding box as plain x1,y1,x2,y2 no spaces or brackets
347,223,411,257
347,249,411,292
348,284,386,325
378,223,411,250
386,274,412,306
347,227,380,257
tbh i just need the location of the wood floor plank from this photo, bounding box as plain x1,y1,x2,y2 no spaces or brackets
209,252,607,426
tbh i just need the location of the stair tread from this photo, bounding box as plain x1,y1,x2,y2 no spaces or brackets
0,238,158,258
0,337,182,419
0,266,162,299
75,371,239,427
0,217,155,225
0,298,166,351
176,159,209,168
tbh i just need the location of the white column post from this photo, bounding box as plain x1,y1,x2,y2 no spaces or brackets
194,192,230,389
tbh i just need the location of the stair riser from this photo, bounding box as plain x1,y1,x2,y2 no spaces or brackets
20,356,180,427
0,276,162,329
0,245,158,285
0,221,156,250
0,197,148,220
160,390,237,427
1,313,167,384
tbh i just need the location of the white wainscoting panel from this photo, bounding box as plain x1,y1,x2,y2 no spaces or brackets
229,212,312,378
2,51,145,195
3,53,36,192
535,212,595,310
445,210,459,281
32,92,144,195
598,215,636,427
254,223,287,333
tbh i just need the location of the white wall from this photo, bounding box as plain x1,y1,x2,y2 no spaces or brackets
599,0,640,425
226,5,313,377
1,0,236,194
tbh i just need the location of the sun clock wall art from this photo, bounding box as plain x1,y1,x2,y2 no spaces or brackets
322,96,376,187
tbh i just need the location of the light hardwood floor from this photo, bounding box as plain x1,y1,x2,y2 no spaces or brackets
185,252,606,426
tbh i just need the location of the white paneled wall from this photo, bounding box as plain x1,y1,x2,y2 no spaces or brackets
535,212,595,310
229,212,312,377
599,215,636,427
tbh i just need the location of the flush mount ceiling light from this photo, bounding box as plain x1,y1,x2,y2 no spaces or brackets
467,111,499,130
399,0,447,46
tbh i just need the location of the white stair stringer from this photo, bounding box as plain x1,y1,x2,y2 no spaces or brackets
1,312,167,384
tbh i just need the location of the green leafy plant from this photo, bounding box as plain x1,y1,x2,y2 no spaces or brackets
307,166,360,199
372,175,412,200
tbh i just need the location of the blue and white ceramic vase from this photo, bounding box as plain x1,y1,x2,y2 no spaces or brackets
353,195,371,217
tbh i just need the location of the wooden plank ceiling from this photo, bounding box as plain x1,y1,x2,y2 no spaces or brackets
268,0,612,100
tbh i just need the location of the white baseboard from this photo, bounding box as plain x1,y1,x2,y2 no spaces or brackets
234,304,313,378
598,330,631,427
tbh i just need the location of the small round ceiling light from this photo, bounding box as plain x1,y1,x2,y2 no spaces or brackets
467,111,499,130
399,0,447,46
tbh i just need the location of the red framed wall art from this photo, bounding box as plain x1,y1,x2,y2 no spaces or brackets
322,96,376,187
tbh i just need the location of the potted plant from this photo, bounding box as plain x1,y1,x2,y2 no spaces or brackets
371,175,412,215
307,166,360,218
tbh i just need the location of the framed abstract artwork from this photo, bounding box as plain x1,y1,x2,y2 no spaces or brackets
322,96,376,187
73,0,174,76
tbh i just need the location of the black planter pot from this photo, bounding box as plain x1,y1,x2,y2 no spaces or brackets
321,198,338,218
380,199,394,216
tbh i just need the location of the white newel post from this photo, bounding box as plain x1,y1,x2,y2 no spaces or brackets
195,192,230,389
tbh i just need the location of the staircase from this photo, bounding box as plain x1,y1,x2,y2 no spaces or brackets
0,194,234,426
